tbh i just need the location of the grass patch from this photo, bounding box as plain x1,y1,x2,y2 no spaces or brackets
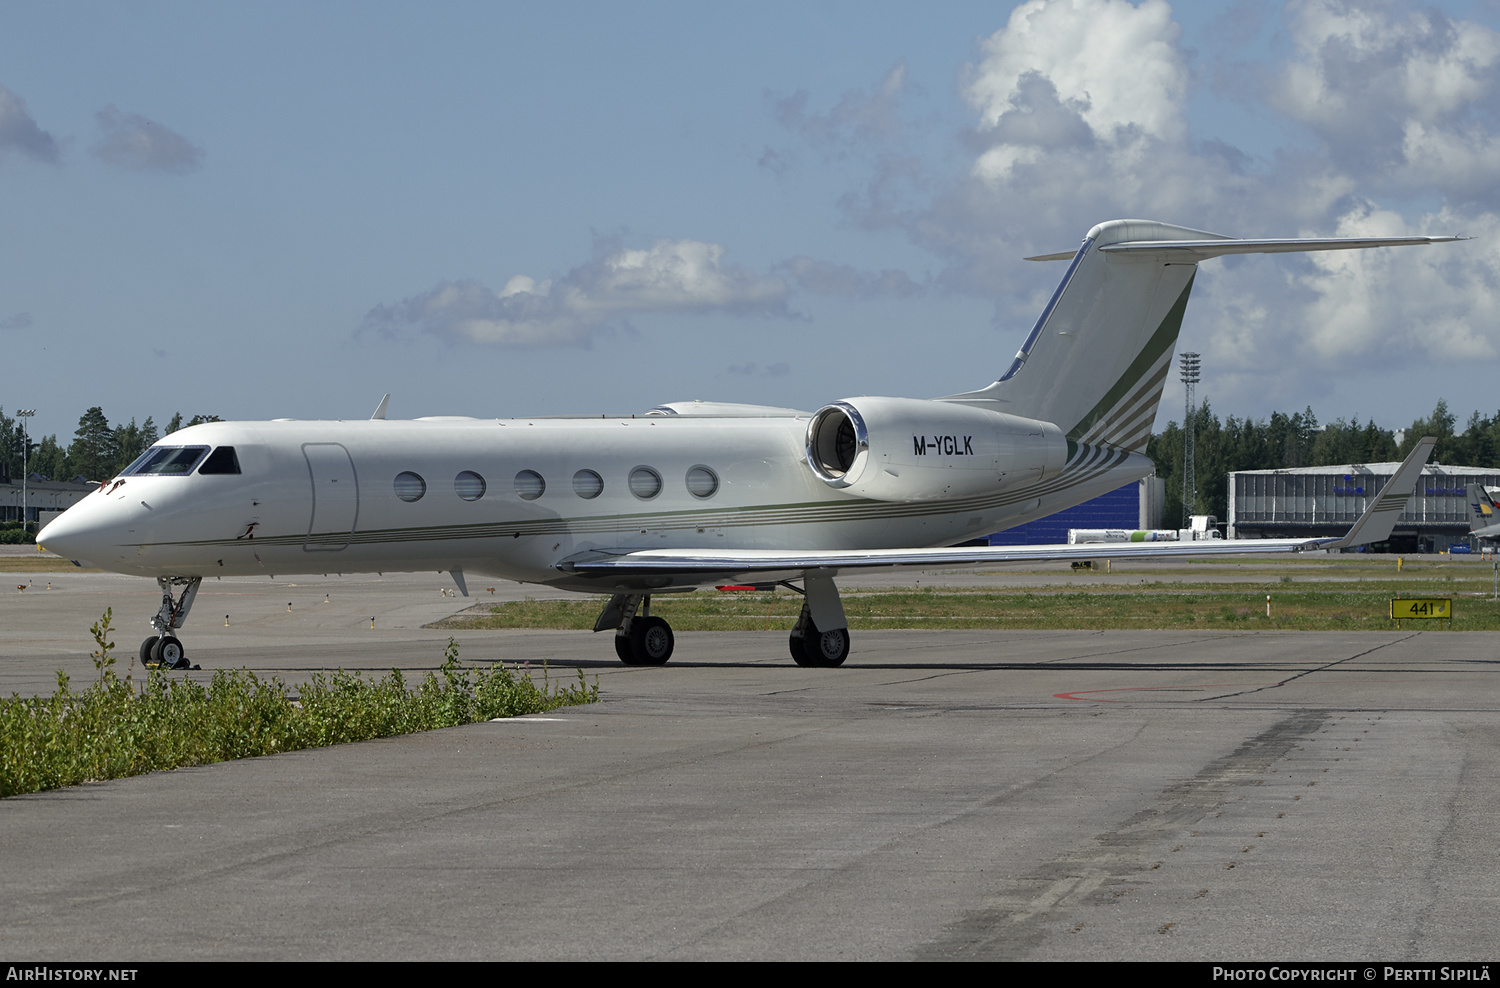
0,557,100,573
437,581,1500,632
1,611,599,798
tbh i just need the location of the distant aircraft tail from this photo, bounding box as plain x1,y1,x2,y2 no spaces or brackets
941,219,1464,453
1466,483,1500,536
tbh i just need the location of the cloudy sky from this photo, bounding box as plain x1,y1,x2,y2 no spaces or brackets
2,0,1498,442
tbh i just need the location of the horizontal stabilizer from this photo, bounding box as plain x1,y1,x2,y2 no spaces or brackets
1100,235,1466,259
1026,235,1466,262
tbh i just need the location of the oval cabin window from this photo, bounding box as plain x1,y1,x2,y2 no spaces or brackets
686,465,719,499
573,469,603,499
394,472,426,502
455,471,486,501
628,466,662,500
514,470,545,500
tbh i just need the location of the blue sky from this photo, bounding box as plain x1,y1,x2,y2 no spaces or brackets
2,0,1498,442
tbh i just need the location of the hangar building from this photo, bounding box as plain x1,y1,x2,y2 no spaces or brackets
1227,461,1498,552
0,462,95,527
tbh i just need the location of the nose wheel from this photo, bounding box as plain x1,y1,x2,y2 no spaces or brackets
144,576,201,670
140,635,190,670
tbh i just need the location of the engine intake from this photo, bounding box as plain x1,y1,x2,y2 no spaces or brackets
805,397,1065,502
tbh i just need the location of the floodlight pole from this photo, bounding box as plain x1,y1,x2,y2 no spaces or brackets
17,409,35,535
1179,354,1200,528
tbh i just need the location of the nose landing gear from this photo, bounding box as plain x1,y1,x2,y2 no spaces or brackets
143,576,201,670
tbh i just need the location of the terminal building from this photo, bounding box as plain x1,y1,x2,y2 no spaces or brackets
1227,461,1499,552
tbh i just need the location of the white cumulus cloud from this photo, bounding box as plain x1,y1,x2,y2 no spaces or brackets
0,84,59,164
1273,0,1500,205
792,0,1500,416
364,238,791,347
966,0,1186,183
92,105,204,173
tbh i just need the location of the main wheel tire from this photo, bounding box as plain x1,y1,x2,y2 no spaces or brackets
791,621,849,667
614,633,637,665
152,636,186,670
628,616,674,665
789,633,811,665
139,636,160,666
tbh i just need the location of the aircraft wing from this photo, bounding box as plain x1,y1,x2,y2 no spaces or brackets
559,439,1437,583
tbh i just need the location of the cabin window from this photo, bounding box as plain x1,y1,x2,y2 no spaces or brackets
686,465,718,499
514,470,545,500
628,466,662,500
573,469,603,499
394,472,426,502
455,470,486,501
123,445,210,476
197,446,242,475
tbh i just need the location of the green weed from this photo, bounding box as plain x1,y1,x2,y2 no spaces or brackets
0,626,598,798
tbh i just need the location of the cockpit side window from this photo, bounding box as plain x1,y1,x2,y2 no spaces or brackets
197,446,242,475
122,445,211,476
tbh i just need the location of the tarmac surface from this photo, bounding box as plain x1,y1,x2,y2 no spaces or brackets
2,557,1498,961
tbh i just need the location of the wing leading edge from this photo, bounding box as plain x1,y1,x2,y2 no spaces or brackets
558,438,1437,584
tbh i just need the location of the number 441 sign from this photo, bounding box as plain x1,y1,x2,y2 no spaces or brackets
1391,597,1452,627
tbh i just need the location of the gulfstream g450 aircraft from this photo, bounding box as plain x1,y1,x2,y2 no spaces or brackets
39,219,1455,669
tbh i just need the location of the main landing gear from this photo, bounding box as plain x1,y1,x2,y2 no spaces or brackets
140,576,201,671
785,574,850,668
593,573,852,668
595,593,675,665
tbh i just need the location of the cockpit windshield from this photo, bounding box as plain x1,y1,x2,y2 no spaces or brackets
121,445,211,476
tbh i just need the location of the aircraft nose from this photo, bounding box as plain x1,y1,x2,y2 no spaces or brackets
36,500,112,566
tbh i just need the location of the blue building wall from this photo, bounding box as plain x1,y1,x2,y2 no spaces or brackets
987,483,1140,545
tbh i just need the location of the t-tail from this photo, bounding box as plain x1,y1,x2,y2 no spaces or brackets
941,219,1465,453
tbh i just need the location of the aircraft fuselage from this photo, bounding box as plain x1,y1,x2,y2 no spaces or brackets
42,413,1148,592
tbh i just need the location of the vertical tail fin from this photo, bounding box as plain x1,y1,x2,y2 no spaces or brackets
941,219,1223,452
941,219,1465,453
1466,483,1500,537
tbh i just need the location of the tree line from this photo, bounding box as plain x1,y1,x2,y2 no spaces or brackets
1146,399,1500,526
3,399,1498,510
0,408,220,484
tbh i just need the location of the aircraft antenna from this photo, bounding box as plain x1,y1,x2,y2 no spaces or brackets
1179,353,1200,528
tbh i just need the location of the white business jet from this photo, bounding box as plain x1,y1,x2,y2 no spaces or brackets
38,219,1456,669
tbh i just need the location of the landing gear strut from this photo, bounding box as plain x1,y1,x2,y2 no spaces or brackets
596,593,674,665
591,574,851,667
144,576,201,670
787,574,851,668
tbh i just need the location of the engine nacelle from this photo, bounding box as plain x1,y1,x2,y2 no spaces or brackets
804,397,1067,502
